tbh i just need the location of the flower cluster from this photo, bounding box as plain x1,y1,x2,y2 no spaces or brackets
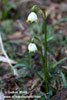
27,12,38,53
27,6,49,93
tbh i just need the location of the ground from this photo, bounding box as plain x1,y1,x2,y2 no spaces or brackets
0,0,67,100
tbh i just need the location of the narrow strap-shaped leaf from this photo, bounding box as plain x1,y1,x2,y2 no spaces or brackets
14,64,43,80
52,17,67,25
52,57,67,68
61,72,67,88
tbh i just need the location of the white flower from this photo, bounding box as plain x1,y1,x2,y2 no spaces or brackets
28,43,37,52
27,12,38,22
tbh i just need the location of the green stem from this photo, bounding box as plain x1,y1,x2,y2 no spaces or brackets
32,6,48,92
43,9,48,92
38,7,48,92
29,52,32,66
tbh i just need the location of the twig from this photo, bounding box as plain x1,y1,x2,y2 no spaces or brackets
23,80,44,96
0,34,18,76
0,34,12,67
40,91,47,99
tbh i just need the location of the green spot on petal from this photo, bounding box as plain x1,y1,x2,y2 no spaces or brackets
31,20,33,22
29,50,31,53
34,51,35,53
35,20,37,23
26,19,29,22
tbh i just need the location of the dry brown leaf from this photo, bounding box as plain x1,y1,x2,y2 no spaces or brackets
8,32,22,40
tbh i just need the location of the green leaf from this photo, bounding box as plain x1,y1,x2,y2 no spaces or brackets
61,72,67,88
52,17,67,25
52,57,67,68
47,36,55,42
13,64,43,80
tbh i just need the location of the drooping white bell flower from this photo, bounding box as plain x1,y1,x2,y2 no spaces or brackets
28,43,37,52
27,12,38,23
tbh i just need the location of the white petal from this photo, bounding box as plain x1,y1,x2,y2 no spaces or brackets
28,43,37,52
28,12,38,22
